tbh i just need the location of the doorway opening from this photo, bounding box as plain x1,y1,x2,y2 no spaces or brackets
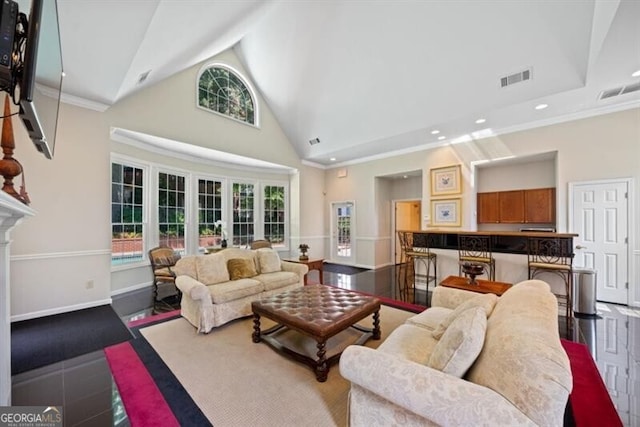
393,200,421,264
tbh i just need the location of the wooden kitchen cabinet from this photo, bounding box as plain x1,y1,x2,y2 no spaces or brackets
498,190,525,223
477,192,500,223
477,188,555,224
524,188,556,223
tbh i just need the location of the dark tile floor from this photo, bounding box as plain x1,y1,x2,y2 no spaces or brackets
10,266,640,426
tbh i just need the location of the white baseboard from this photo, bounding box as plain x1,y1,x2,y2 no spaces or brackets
111,281,153,297
11,298,113,322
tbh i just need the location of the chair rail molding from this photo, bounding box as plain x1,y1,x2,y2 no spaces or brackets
0,190,35,405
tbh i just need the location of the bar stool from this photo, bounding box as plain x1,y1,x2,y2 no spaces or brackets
397,231,437,305
458,234,495,280
527,236,574,332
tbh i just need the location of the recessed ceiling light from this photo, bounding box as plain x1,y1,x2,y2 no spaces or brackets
330,157,336,161
632,69,640,77
431,130,440,135
535,104,548,110
475,118,486,124
403,175,408,179
438,136,445,140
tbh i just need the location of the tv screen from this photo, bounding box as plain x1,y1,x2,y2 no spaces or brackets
17,0,63,159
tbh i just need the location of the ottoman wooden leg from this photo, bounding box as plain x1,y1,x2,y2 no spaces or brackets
372,309,381,340
252,313,262,343
315,340,328,382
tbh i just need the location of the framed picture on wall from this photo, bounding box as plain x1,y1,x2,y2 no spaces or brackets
431,198,461,227
430,164,462,196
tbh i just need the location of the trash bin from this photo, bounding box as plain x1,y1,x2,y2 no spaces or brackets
573,268,597,315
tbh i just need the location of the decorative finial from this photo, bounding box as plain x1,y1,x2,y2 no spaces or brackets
0,94,28,204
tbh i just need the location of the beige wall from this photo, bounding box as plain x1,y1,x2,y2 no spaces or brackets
324,107,640,305
477,158,556,192
8,48,324,319
7,44,639,318
10,99,112,320
297,165,326,260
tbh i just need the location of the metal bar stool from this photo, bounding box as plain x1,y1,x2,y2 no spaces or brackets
458,234,495,280
397,231,437,305
527,236,574,332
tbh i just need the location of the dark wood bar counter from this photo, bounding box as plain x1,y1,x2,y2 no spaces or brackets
405,229,578,255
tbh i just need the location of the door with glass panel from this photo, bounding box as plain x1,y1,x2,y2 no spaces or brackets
331,202,355,264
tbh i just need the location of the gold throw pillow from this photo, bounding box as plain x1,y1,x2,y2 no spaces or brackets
227,258,257,280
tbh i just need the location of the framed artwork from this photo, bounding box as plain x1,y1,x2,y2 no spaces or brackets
431,198,461,227
430,164,462,196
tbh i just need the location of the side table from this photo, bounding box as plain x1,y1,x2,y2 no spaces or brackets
283,258,324,285
439,275,512,296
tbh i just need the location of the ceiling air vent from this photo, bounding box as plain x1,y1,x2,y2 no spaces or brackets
621,81,640,95
599,87,623,99
308,137,320,146
500,68,532,88
599,81,640,100
137,70,151,85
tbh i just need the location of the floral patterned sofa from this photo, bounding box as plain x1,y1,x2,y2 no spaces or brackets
173,247,307,333
339,280,573,426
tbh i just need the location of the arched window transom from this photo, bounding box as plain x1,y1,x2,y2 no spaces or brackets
197,65,256,125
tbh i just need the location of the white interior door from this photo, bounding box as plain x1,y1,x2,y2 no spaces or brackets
570,180,629,304
331,202,355,264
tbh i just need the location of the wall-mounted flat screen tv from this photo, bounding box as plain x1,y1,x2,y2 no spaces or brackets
17,0,63,159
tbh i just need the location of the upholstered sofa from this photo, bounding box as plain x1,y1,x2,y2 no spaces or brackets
173,248,308,333
340,280,573,426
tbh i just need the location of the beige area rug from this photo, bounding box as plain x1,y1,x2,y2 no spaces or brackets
140,305,414,427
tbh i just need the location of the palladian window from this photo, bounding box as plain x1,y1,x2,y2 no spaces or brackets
198,65,256,125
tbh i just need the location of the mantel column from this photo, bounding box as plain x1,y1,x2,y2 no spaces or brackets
0,191,35,405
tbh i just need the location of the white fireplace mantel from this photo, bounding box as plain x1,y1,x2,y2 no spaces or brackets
0,190,35,405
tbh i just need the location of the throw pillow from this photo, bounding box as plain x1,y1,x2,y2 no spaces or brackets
257,248,281,273
431,292,497,340
427,306,487,377
195,255,229,285
227,258,258,280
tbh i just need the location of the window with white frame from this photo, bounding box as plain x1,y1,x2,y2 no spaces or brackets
232,182,254,246
198,178,224,252
197,65,256,125
110,157,290,265
111,162,145,265
263,184,286,246
158,172,186,254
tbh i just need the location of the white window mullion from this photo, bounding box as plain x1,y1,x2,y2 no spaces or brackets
255,183,264,240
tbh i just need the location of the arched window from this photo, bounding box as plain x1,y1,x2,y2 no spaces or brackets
197,64,257,125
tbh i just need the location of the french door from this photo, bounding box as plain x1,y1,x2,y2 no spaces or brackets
331,202,355,264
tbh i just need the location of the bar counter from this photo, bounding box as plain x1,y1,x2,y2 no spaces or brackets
404,229,578,255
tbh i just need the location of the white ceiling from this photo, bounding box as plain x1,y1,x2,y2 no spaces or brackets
53,0,640,167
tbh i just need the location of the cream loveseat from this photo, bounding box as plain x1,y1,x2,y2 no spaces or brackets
173,248,308,333
340,280,573,426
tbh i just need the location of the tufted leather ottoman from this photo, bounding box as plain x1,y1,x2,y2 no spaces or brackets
252,284,381,382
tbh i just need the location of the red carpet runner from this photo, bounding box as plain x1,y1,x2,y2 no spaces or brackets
105,342,180,427
561,339,623,427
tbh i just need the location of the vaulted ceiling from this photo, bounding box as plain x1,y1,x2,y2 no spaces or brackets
54,0,640,166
